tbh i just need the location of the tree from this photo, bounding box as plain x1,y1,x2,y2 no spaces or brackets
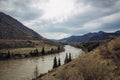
58,45,60,51
58,58,61,66
50,48,54,53
34,65,39,80
64,53,69,64
41,47,45,55
35,49,39,56
53,57,58,69
7,51,11,58
68,53,72,62
5,51,11,59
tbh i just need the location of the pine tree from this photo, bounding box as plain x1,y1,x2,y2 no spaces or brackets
51,48,54,53
57,45,60,51
35,49,39,56
53,57,58,69
7,51,11,58
41,47,45,55
64,53,68,64
58,58,61,66
68,53,72,62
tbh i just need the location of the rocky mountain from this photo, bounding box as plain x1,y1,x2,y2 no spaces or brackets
59,31,120,42
0,12,42,39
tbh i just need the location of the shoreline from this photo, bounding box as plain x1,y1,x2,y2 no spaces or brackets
0,47,65,60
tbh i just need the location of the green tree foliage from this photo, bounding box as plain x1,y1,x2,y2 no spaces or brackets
58,45,60,51
34,49,39,56
41,47,45,55
64,53,72,64
7,51,11,58
29,49,39,56
53,57,58,69
68,53,72,62
64,53,69,64
50,48,54,53
58,58,61,66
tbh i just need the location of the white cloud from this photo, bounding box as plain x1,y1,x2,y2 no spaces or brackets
82,12,120,30
31,0,91,23
42,32,71,39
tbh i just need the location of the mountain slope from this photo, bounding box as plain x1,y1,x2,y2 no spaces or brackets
0,12,63,51
0,12,42,39
60,31,120,42
39,37,120,80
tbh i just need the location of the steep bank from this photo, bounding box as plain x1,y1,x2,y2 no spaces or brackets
39,37,120,80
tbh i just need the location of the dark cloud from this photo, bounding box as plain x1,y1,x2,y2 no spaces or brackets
0,0,120,39
0,0,43,21
78,0,119,8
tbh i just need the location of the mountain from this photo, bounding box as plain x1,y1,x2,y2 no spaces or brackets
0,12,63,51
0,12,42,39
115,30,120,34
59,31,120,42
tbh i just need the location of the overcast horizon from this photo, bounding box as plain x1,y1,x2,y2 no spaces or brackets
0,0,120,39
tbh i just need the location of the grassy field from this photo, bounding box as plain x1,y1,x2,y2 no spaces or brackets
0,46,57,54
0,39,61,54
38,37,120,80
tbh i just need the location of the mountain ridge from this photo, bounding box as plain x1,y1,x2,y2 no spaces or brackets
0,12,42,40
59,30,120,42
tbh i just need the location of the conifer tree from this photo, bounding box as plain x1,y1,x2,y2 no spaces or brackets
57,45,60,51
41,47,45,55
64,53,68,64
7,51,11,58
58,58,61,66
68,53,72,62
53,57,58,69
35,49,39,56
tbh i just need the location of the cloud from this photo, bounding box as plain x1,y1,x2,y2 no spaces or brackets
82,12,120,31
0,0,120,39
42,32,70,39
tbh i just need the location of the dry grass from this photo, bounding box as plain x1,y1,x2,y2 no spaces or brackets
0,39,60,54
0,46,57,54
39,37,120,80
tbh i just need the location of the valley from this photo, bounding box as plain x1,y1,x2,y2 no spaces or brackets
0,1,120,79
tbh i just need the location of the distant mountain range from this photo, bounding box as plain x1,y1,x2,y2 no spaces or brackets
0,12,42,39
59,31,120,42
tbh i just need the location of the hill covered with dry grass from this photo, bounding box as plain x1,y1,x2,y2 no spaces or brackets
38,37,120,80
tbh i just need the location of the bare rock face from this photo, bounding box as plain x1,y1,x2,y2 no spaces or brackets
0,12,42,40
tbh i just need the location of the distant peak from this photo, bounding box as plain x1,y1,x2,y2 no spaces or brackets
115,30,120,34
98,31,105,34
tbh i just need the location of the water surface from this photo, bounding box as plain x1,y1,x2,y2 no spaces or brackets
0,45,84,80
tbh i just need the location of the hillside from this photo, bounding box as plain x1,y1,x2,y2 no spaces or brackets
0,12,64,55
39,37,120,80
0,12,42,39
59,31,120,42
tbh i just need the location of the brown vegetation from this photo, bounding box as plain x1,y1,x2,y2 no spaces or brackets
38,37,120,80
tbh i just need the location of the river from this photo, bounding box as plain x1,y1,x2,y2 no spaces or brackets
0,45,84,80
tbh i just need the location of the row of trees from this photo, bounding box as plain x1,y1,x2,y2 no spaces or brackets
53,57,61,68
53,53,72,69
29,46,62,57
0,46,63,60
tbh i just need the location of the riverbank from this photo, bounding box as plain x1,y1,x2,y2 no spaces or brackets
67,40,109,52
0,45,83,80
38,37,120,80
0,45,65,60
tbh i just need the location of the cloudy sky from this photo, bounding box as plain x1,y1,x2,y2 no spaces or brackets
0,0,120,39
